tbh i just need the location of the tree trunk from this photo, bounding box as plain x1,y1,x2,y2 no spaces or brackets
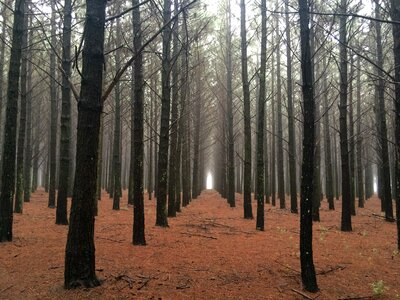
14,3,29,213
356,56,364,208
375,1,394,221
132,0,146,245
0,0,25,242
56,0,72,225
285,0,297,213
256,0,266,231
339,0,352,232
322,57,334,210
275,12,285,209
298,0,318,292
390,0,400,249
240,0,252,217
64,0,106,288
156,0,172,227
48,0,58,208
226,0,235,208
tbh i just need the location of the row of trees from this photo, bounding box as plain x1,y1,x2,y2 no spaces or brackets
0,0,399,293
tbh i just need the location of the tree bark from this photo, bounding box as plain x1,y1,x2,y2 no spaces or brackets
390,0,400,249
285,0,297,213
156,0,172,227
256,0,266,231
339,0,352,232
132,0,146,245
56,0,72,225
64,0,106,288
48,0,58,208
298,0,318,292
0,0,25,242
240,0,252,217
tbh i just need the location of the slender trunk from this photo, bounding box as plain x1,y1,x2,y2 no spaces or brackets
256,0,266,230
14,3,29,213
275,11,285,209
285,0,297,213
240,0,252,217
322,57,334,210
298,0,318,291
48,0,58,208
0,0,26,242
156,0,172,227
56,0,72,225
375,1,394,221
390,0,400,249
339,0,352,231
356,56,364,208
64,0,106,288
349,58,356,215
132,0,146,244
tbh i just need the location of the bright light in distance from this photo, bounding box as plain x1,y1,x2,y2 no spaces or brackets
206,172,213,190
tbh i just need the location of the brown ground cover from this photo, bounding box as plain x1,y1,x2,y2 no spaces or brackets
0,189,399,299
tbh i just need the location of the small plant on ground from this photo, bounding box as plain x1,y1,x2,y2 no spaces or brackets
371,280,388,296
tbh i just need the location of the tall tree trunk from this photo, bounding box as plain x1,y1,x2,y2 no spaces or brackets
192,64,201,200
14,2,29,213
275,12,285,209
390,0,400,249
339,0,352,232
349,58,356,215
156,0,172,227
226,0,235,207
375,0,394,221
256,0,266,231
56,0,72,225
64,0,106,288
167,0,179,216
356,56,364,208
322,57,334,210
0,0,25,242
240,0,252,217
23,25,32,203
132,0,146,245
298,0,318,292
48,0,58,208
285,0,297,213
112,16,122,210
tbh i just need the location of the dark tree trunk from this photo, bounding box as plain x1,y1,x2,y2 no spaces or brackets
64,0,106,288
298,0,318,292
0,0,25,242
167,0,179,216
322,57,334,210
192,71,201,200
132,0,146,245
240,0,252,217
285,0,297,213
339,0,352,232
0,4,7,179
112,16,122,211
348,59,356,216
48,0,58,208
226,0,235,208
275,14,285,210
156,0,172,227
256,0,266,231
375,1,394,221
356,56,364,208
56,0,72,225
14,3,29,214
390,0,400,249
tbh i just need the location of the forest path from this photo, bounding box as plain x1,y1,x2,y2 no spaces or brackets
0,189,399,299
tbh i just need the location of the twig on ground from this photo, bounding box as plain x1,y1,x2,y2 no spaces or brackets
291,288,318,300
317,265,346,275
180,232,217,240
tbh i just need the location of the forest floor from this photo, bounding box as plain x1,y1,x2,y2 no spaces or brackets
0,189,399,300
